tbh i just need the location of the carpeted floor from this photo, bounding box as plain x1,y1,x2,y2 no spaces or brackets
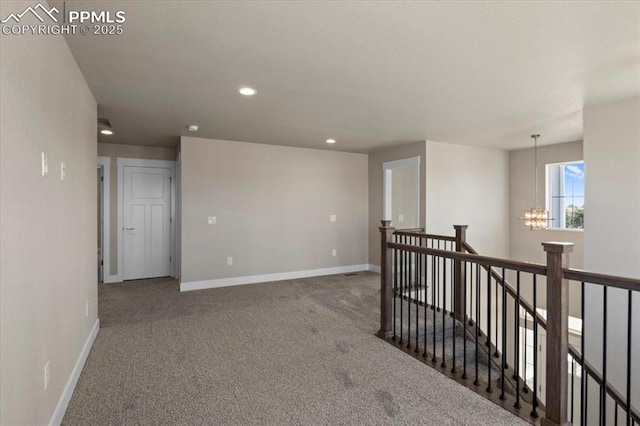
62,272,528,425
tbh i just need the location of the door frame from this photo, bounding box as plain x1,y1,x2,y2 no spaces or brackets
382,156,421,227
116,158,176,282
97,157,114,283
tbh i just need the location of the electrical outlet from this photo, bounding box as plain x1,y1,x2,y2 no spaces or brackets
227,257,233,265
332,249,337,257
44,361,50,390
208,216,216,225
85,301,89,317
60,162,66,181
41,152,48,176
329,214,337,222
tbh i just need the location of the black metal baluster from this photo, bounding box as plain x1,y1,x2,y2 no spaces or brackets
474,263,480,386
449,242,454,315
615,403,618,426
500,267,506,400
582,281,586,426
602,286,608,426
423,251,428,358
399,243,404,345
406,237,412,349
469,258,475,326
462,261,468,380
494,270,499,358
393,246,398,340
627,290,633,426
572,358,575,423
523,310,529,394
452,257,457,374
431,239,436,311
432,253,437,364
487,268,493,393
586,371,590,426
514,271,521,409
441,255,447,369
531,274,538,418
436,240,441,312
415,249,419,353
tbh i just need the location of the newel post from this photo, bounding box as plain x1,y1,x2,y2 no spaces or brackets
541,242,574,426
453,225,468,323
377,220,395,339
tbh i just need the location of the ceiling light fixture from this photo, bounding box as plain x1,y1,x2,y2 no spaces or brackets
98,118,113,136
188,125,199,132
326,138,336,144
520,134,553,230
238,87,257,96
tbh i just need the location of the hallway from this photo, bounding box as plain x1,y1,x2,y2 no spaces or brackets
63,273,527,425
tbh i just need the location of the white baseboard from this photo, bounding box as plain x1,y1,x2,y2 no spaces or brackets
49,318,100,426
180,264,372,292
103,274,120,284
368,264,381,274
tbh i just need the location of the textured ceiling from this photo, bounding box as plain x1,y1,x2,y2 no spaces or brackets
56,1,640,152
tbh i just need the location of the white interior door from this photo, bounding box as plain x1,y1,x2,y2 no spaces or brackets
123,166,172,280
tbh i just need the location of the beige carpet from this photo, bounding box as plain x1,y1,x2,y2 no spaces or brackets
62,272,528,425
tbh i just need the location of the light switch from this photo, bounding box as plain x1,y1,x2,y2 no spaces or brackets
398,214,404,222
332,249,337,257
41,152,48,176
208,216,216,225
60,162,66,181
227,257,233,265
330,215,337,222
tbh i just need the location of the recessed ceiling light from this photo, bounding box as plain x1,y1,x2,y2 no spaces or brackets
188,125,199,132
238,87,257,96
326,138,336,144
98,118,113,135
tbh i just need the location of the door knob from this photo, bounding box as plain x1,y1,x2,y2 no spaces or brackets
125,227,135,231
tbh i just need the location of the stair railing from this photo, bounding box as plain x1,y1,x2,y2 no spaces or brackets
377,221,640,426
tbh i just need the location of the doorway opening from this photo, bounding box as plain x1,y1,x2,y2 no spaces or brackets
97,156,111,283
382,156,421,229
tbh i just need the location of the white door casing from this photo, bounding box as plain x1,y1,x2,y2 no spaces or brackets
97,157,113,282
382,156,421,226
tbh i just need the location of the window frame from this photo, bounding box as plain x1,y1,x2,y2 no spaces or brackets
545,160,585,232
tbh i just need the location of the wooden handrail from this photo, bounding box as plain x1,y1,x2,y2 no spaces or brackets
393,229,456,241
579,357,640,423
463,241,640,423
387,242,548,275
394,227,424,233
564,268,640,292
463,242,549,329
380,222,639,424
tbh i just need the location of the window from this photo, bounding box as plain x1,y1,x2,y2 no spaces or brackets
546,161,585,230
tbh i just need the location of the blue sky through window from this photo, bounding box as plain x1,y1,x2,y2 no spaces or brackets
564,162,584,208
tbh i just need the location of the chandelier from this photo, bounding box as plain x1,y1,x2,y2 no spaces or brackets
521,134,553,230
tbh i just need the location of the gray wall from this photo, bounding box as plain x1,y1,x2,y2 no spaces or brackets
509,141,584,317
509,141,584,268
0,17,98,425
583,96,640,413
391,167,418,229
425,140,509,258
98,143,177,276
368,142,427,267
180,136,369,283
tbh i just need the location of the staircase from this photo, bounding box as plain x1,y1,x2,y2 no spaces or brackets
376,222,640,426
